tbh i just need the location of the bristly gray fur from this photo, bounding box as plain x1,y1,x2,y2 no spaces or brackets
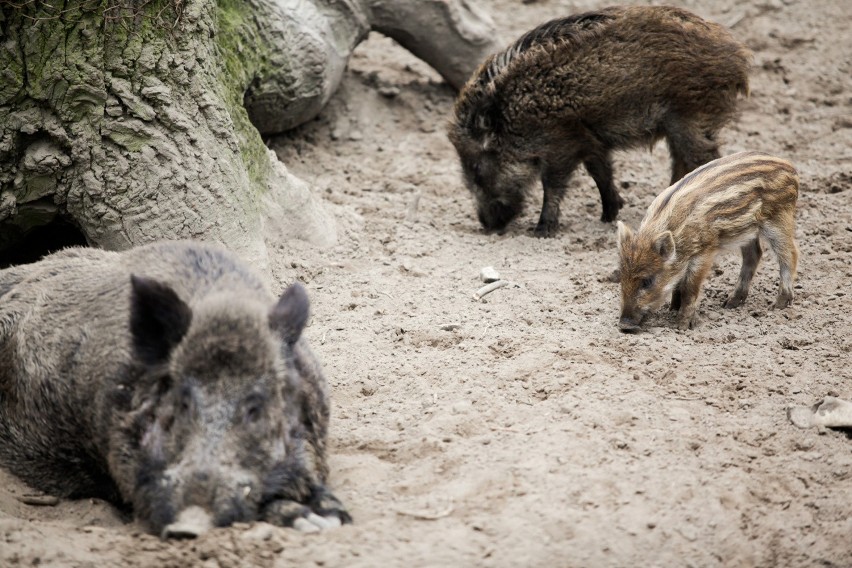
0,240,350,536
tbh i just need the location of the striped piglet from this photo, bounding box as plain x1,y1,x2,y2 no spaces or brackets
617,151,799,332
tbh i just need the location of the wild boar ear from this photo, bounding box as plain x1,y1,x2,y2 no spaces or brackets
129,275,193,366
616,221,634,251
269,282,310,345
654,231,676,263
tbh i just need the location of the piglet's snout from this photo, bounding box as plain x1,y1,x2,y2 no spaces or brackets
619,315,641,333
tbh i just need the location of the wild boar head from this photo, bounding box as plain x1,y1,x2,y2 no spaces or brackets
120,277,314,537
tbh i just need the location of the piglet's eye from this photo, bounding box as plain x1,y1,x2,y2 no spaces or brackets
640,277,654,290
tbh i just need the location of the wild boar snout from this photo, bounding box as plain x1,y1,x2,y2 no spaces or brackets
477,199,522,232
161,506,213,539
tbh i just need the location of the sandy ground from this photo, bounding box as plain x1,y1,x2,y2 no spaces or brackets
2,0,851,566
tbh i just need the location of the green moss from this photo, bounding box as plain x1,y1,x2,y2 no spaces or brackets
0,33,25,104
215,0,274,199
102,124,152,152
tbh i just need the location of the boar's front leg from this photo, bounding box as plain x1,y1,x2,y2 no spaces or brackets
262,487,351,532
675,254,715,330
584,152,625,223
535,160,580,237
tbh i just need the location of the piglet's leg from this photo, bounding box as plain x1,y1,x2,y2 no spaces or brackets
761,215,798,309
675,254,715,330
670,279,687,311
724,238,762,308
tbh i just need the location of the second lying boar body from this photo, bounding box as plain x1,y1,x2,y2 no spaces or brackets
618,151,799,331
449,5,751,236
0,241,349,537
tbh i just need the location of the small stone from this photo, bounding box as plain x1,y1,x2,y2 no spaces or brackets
359,378,377,397
480,266,500,283
241,522,275,541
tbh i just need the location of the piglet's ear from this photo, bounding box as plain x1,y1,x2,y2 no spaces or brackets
616,221,634,253
130,275,193,366
269,282,310,344
654,231,676,263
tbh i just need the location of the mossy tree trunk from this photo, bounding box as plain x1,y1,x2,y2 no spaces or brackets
0,0,500,269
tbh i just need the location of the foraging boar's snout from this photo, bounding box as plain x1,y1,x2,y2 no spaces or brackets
477,199,522,232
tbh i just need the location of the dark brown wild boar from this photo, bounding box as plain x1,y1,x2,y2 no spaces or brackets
617,151,799,332
0,241,350,537
448,5,751,237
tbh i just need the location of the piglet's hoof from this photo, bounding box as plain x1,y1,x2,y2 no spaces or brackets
787,397,852,429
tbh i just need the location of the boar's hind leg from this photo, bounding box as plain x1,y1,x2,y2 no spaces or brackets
724,238,763,309
761,216,798,309
665,123,721,184
536,159,581,237
584,153,624,223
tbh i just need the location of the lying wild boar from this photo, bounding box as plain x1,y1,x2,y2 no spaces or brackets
617,151,799,331
448,5,751,237
0,241,349,537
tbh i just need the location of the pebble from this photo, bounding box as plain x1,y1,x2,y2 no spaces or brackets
240,522,275,541
480,266,500,283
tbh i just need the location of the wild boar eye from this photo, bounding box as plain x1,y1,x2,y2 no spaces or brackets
155,375,174,400
640,277,654,290
243,394,266,424
178,385,193,413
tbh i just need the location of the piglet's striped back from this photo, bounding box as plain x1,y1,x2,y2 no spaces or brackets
644,151,798,233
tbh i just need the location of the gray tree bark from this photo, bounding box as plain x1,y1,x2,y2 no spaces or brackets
0,0,501,270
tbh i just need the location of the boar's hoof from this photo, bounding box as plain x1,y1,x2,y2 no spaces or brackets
533,220,560,238
773,293,793,309
618,318,641,333
600,196,625,223
262,497,351,531
600,210,619,223
162,506,213,539
676,316,697,331
293,512,343,533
